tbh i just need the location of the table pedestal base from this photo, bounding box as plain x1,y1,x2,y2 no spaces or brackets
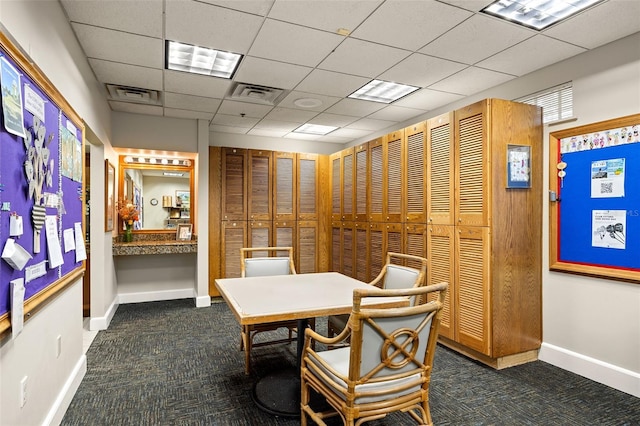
252,369,300,417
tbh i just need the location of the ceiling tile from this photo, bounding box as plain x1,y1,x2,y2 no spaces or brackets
278,91,341,112
318,38,411,78
419,14,535,65
367,105,426,122
164,70,232,98
164,108,214,120
209,124,250,134
248,128,289,138
253,119,300,132
351,0,472,50
198,0,274,16
295,69,370,98
325,98,386,117
314,134,353,144
429,67,515,96
476,35,586,76
89,59,162,90
217,100,273,119
437,0,495,12
71,23,162,68
267,0,382,33
109,101,163,116
394,88,465,110
308,113,359,127
164,93,222,113
234,57,312,90
249,19,343,67
543,1,640,49
211,114,260,128
328,127,372,138
378,53,467,88
263,107,318,123
345,118,397,131
61,0,163,37
165,1,263,54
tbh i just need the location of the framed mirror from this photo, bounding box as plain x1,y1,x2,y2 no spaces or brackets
118,154,194,233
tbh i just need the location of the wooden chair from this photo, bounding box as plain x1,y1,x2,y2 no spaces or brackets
239,247,313,375
300,282,448,426
327,252,428,340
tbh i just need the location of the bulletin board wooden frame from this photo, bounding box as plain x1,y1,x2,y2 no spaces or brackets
0,31,86,336
549,113,640,284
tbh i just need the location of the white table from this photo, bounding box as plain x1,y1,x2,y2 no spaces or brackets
215,272,407,416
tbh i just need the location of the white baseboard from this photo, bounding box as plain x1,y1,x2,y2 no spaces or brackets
44,354,87,426
539,342,640,397
195,294,211,308
118,288,195,304
89,297,118,331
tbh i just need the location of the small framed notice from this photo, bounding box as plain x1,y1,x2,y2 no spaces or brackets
506,144,531,188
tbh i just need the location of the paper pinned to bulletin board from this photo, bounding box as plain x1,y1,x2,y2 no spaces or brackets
0,32,86,336
549,114,640,284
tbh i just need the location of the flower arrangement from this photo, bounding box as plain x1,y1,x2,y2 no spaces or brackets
118,198,139,228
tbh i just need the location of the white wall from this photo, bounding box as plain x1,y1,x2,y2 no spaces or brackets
0,1,117,424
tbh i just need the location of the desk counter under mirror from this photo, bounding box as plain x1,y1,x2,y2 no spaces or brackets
118,151,195,234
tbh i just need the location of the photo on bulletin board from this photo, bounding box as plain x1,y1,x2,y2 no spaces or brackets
105,160,115,232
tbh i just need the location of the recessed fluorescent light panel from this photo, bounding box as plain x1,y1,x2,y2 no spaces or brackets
166,40,242,79
481,0,603,30
293,123,338,135
349,80,419,104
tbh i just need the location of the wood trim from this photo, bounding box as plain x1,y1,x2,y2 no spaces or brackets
209,147,222,296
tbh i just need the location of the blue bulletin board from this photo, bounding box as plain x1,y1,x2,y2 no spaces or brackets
0,32,85,335
549,114,640,284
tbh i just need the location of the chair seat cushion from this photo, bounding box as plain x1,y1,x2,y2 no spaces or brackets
308,347,422,404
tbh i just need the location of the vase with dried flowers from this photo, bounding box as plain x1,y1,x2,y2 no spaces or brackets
118,199,139,243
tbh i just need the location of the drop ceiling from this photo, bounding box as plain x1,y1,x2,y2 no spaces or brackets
60,0,640,145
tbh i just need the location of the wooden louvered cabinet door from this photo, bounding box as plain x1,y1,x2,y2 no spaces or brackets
404,224,426,268
248,150,272,221
385,223,403,265
384,130,404,223
330,152,341,221
274,220,295,250
274,152,296,222
368,138,384,222
297,221,318,274
368,222,385,284
298,153,319,221
427,112,455,225
248,221,272,255
341,221,355,278
455,101,489,227
221,148,247,221
455,226,490,355
221,221,247,278
354,222,369,282
427,224,455,340
354,144,368,222
331,221,342,272
341,148,355,221
405,123,427,223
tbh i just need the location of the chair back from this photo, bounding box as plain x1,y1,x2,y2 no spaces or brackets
379,253,427,306
349,284,447,392
240,246,296,277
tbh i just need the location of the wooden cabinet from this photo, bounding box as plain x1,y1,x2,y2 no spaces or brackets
298,153,320,221
248,150,272,221
368,138,383,222
221,221,246,278
354,144,368,222
384,130,403,223
426,99,542,368
221,148,247,221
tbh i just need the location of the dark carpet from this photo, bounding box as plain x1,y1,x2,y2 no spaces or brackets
62,299,640,425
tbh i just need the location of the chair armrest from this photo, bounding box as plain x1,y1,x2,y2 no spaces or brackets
304,324,351,346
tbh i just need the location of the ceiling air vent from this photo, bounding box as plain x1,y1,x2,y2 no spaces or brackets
106,84,162,105
229,83,285,105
